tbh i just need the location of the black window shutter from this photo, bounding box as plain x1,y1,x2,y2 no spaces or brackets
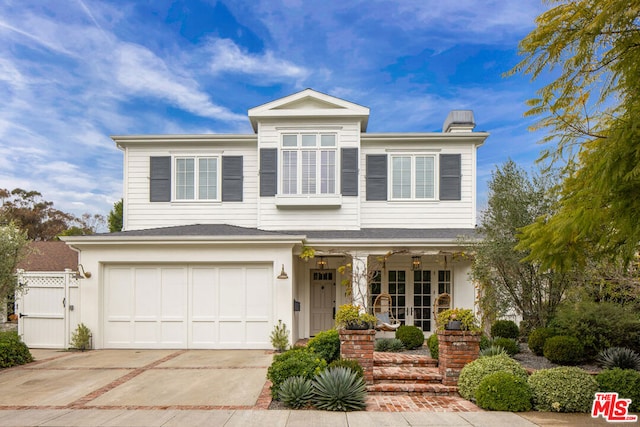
366,154,387,201
440,154,461,201
260,148,277,197
341,148,358,196
222,156,243,201
150,156,171,202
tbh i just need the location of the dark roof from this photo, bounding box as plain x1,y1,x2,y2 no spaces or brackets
17,241,78,271
99,224,479,241
104,224,294,237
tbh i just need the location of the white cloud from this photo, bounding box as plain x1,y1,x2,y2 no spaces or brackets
115,43,246,122
207,38,310,84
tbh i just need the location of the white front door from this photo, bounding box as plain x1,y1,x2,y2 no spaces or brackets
310,270,335,336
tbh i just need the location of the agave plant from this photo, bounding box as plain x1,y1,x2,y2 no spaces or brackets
312,366,367,411
479,345,508,358
597,347,640,371
278,376,314,409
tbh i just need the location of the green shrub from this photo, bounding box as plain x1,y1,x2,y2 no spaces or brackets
375,338,404,352
491,320,520,339
550,301,640,358
70,323,92,351
479,334,491,351
395,325,424,350
528,327,556,356
278,376,314,409
328,358,364,379
543,335,584,365
267,348,327,398
492,337,520,356
596,368,640,413
0,331,33,368
270,320,289,352
475,371,532,412
427,334,438,359
312,366,367,411
596,347,640,371
528,366,598,412
458,353,529,401
480,345,508,358
308,329,340,363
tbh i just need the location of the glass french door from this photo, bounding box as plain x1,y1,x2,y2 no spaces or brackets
412,270,432,332
373,269,448,334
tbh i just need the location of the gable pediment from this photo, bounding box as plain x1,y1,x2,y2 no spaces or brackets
272,96,347,110
248,88,369,132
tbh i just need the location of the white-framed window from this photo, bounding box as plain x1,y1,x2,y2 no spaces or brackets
390,155,436,199
280,133,337,195
174,156,219,200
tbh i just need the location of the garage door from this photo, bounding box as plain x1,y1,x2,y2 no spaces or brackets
103,264,273,349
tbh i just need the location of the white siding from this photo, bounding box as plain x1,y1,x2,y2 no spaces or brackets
124,142,259,231
359,140,478,228
257,119,362,230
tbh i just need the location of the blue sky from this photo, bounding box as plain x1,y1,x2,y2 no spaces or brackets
0,0,550,222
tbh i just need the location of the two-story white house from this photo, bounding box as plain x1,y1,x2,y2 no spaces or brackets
62,89,488,350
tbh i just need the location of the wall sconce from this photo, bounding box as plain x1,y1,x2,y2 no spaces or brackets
317,256,327,270
75,264,92,279
277,264,289,279
412,256,421,271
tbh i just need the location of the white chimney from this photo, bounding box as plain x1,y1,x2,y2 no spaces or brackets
443,110,475,133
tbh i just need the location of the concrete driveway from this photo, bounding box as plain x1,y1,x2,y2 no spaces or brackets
0,349,274,410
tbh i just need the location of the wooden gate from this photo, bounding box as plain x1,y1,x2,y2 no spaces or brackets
15,269,79,348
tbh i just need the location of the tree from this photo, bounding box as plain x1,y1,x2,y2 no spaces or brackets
0,223,28,304
0,188,103,239
510,0,640,268
108,199,123,232
470,160,572,331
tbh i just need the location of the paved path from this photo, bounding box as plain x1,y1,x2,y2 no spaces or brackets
0,409,617,426
0,350,621,426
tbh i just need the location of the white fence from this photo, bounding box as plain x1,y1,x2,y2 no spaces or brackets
15,269,80,348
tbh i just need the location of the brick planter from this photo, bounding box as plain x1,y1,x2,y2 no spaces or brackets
437,330,480,386
339,329,375,384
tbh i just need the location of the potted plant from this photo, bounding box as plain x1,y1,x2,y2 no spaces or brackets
436,308,480,332
335,304,377,330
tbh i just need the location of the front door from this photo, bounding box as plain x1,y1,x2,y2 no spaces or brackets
310,270,335,336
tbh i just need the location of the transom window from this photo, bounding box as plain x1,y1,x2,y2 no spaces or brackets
175,157,219,200
281,133,337,195
391,155,435,199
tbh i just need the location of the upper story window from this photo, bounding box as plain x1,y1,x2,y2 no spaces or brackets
175,157,219,200
391,155,435,200
281,133,337,195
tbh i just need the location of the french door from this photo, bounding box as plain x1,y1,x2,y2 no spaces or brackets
371,269,451,334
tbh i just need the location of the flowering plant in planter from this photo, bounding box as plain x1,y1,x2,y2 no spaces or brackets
436,308,480,332
335,304,377,330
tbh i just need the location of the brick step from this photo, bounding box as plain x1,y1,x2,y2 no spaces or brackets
367,382,459,396
373,366,442,384
373,352,437,368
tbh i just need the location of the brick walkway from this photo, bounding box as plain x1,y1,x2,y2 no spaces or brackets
366,395,481,412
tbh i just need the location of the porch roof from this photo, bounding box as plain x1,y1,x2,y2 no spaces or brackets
73,224,480,247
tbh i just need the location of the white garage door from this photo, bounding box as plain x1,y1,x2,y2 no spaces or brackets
103,264,273,349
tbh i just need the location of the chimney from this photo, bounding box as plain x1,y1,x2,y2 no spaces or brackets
443,110,475,133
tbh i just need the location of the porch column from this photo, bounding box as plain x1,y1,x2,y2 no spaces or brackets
350,252,369,310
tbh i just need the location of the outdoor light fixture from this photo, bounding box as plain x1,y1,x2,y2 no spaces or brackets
277,264,289,279
412,256,421,271
75,264,92,279
317,256,327,270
